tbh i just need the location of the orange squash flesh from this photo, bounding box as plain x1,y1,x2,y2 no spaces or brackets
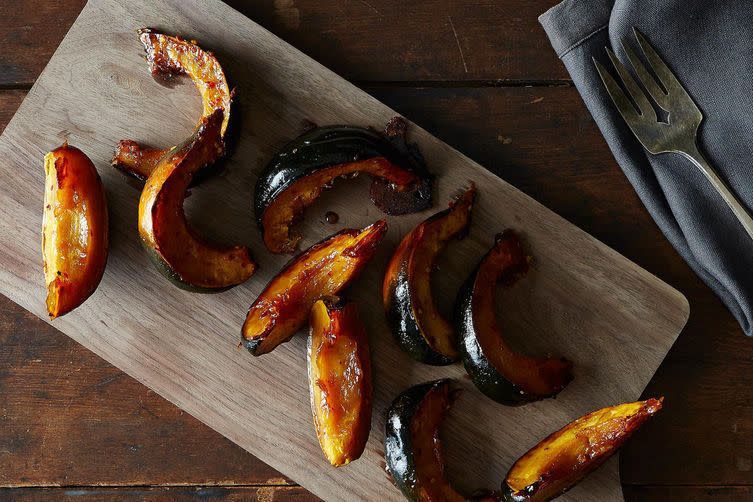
111,140,169,182
410,382,466,502
113,28,232,181
382,186,476,364
242,220,387,356
308,298,372,467
261,157,419,254
504,398,663,501
43,144,108,318
473,231,573,398
138,110,255,290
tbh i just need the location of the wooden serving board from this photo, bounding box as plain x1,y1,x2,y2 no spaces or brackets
0,0,689,500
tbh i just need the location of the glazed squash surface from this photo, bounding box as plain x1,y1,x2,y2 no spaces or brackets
503,398,663,501
242,220,387,355
43,145,108,318
383,186,476,365
384,380,466,502
456,230,572,405
138,110,255,291
255,120,432,254
308,298,372,467
113,28,233,181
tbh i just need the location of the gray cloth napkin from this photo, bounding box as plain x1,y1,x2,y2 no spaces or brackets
539,0,753,336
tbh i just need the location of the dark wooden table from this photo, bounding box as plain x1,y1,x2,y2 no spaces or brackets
1,1,751,500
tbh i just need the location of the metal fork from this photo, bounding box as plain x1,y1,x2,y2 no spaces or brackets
594,27,753,240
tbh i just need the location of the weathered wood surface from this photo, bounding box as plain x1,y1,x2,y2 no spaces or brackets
2,1,751,501
0,0,566,87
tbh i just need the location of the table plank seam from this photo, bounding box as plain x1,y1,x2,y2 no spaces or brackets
0,83,33,92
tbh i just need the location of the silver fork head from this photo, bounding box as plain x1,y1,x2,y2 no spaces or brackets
594,27,702,155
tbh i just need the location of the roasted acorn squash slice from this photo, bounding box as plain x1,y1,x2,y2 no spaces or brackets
138,110,255,291
113,28,233,182
308,297,372,467
383,186,476,365
242,220,387,355
43,144,108,318
255,118,432,254
385,379,470,501
503,398,663,501
455,230,572,405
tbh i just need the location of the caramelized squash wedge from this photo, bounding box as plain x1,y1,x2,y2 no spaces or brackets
383,186,476,365
455,230,572,405
43,145,108,318
255,117,432,254
503,398,664,501
242,220,387,355
385,379,484,501
138,109,255,292
308,297,372,467
113,28,234,182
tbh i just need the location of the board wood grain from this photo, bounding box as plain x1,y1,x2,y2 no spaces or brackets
0,0,688,500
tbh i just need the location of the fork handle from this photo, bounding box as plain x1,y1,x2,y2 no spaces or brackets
681,144,753,241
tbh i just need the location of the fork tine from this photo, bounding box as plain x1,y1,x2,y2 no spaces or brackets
604,47,655,119
621,40,668,107
593,57,643,128
633,27,686,96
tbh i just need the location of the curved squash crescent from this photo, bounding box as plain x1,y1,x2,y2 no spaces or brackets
455,230,573,405
138,110,255,291
113,28,233,182
385,380,477,501
255,119,433,254
383,186,476,365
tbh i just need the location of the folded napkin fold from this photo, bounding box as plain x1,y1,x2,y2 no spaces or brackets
540,0,753,336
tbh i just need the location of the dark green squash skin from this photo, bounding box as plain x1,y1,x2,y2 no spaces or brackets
242,334,263,353
454,272,531,406
384,258,456,366
498,484,536,502
454,235,571,406
383,191,476,367
254,120,433,225
385,379,451,501
142,244,232,294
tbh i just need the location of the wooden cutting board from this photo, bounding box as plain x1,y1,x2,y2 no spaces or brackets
0,0,689,499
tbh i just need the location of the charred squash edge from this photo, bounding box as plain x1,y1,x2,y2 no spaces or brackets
138,109,255,292
255,118,433,254
307,297,372,467
382,186,476,366
43,144,109,318
502,398,663,501
242,220,387,355
112,28,236,184
455,230,573,405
